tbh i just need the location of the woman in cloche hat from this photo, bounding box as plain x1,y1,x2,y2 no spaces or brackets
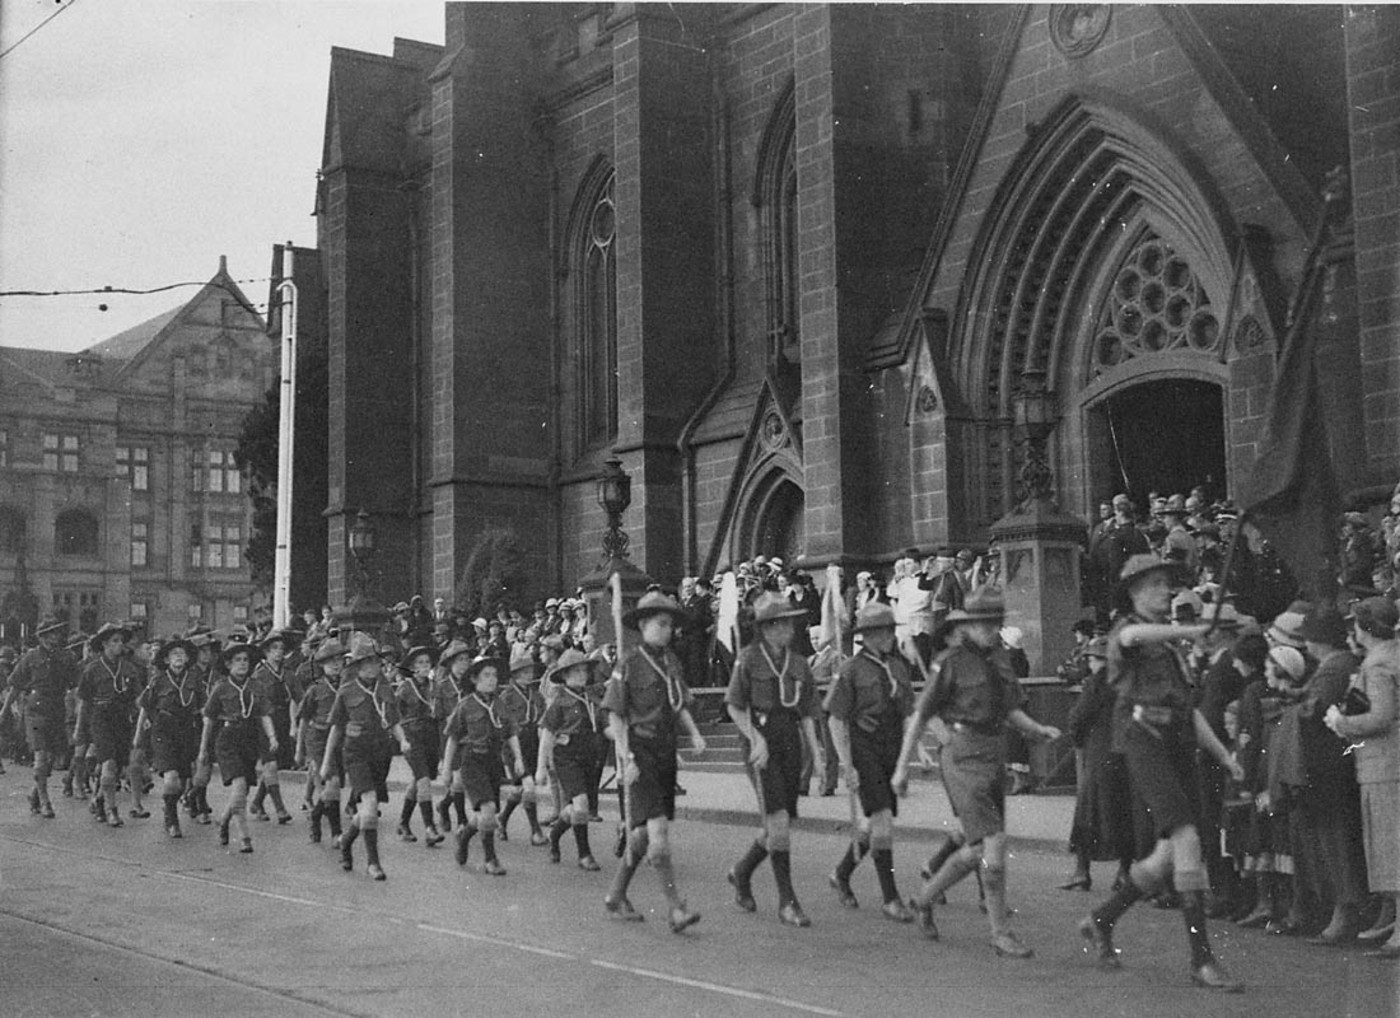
724,591,824,927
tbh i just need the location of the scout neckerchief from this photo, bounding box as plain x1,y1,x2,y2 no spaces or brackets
505,681,537,724
563,685,597,731
167,667,195,709
228,675,255,719
355,675,391,729
101,654,128,695
758,643,800,709
638,645,684,712
471,691,503,729
402,671,434,716
858,647,899,699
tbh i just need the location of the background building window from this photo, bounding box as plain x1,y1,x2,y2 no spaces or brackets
190,519,202,568
187,603,203,622
573,167,617,452
0,506,25,553
0,427,8,467
233,605,248,623
130,602,148,623
43,432,80,472
203,523,242,569
131,521,148,567
54,591,101,633
196,449,240,494
55,509,99,556
116,445,150,491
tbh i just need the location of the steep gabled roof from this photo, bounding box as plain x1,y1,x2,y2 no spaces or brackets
82,306,182,361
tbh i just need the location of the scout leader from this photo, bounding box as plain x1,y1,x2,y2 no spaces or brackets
394,644,445,847
725,591,825,927
296,638,346,846
440,653,528,876
132,635,202,838
894,589,1061,958
824,603,917,923
1,613,80,819
497,643,549,846
602,591,708,931
536,648,605,871
248,629,302,824
321,635,410,881
1080,554,1246,991
199,640,277,854
75,622,144,827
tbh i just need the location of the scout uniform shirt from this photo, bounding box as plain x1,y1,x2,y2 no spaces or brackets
78,654,143,721
1107,614,1196,752
139,667,202,723
8,643,80,722
824,647,914,736
328,678,401,751
602,643,693,745
396,673,438,733
204,676,270,726
916,643,1023,733
252,659,299,723
498,680,546,733
540,686,602,747
725,641,821,731
299,675,339,733
444,691,517,758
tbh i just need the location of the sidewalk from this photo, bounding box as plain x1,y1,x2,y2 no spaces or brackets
370,757,1076,852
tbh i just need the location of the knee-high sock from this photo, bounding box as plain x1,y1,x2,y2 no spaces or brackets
917,851,978,907
250,780,266,812
162,793,180,828
771,850,797,906
549,817,569,849
500,798,519,828
266,784,287,816
834,841,869,883
399,796,416,829
418,799,436,830
1182,891,1214,967
873,848,899,904
609,853,640,902
524,801,542,834
326,800,343,839
1092,876,1146,929
733,840,769,891
452,791,467,825
309,801,324,839
482,830,498,863
363,828,381,867
573,823,593,860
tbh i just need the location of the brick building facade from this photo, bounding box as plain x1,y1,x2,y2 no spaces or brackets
313,3,1400,608
0,260,273,641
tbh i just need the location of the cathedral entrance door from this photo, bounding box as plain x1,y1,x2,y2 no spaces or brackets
1087,378,1226,507
752,479,805,564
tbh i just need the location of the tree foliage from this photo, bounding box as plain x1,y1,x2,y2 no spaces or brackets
453,527,526,618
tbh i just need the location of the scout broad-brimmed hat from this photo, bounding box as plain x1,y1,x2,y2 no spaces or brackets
153,636,198,670
438,639,475,668
1348,596,1398,639
1118,553,1173,589
219,641,262,667
852,602,897,634
945,588,1006,625
545,647,591,683
466,655,507,680
343,634,382,667
508,643,537,677
750,591,808,626
259,628,301,650
89,621,132,650
313,639,345,663
400,644,439,671
623,590,688,629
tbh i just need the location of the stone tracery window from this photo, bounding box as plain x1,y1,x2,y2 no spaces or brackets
577,170,617,451
756,82,798,369
1093,233,1220,372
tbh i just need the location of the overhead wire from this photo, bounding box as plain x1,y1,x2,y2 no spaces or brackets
0,0,81,63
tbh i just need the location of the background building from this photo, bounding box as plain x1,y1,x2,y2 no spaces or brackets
0,259,273,641
310,3,1400,625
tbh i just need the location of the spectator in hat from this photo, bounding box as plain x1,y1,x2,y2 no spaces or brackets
1089,495,1150,623
1341,512,1381,593
1056,619,1099,689
1,614,80,818
1293,606,1369,945
1061,636,1134,894
1325,597,1400,958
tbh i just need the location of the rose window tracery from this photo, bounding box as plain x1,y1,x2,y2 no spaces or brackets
1093,234,1219,373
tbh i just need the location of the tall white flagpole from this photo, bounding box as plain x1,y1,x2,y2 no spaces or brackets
272,242,298,630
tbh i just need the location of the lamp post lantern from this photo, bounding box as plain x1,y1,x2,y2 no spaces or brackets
597,457,632,560
577,454,651,653
1013,367,1058,510
334,507,389,638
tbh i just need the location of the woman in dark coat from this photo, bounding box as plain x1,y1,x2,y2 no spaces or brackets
1061,638,1134,892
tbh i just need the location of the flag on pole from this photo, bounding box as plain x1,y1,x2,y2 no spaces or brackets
717,571,740,655
819,563,846,658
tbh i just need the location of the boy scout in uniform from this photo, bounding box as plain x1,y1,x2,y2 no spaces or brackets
894,589,1061,957
248,629,300,824
76,622,144,826
498,643,548,846
725,591,824,927
296,638,345,845
602,591,708,930
826,603,917,923
2,614,79,818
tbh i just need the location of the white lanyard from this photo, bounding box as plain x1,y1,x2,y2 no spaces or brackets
472,692,502,729
168,669,193,709
759,644,799,708
355,678,390,729
508,683,537,724
564,687,597,731
859,649,899,699
229,678,254,719
102,657,127,695
638,646,683,711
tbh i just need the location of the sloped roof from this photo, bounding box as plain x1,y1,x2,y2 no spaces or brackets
82,305,181,361
0,346,69,388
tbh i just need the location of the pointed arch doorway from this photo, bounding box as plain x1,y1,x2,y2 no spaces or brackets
1086,377,1226,506
736,471,806,565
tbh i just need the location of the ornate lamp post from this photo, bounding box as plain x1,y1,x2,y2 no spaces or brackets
334,507,389,638
578,454,651,653
597,457,633,561
1013,367,1059,510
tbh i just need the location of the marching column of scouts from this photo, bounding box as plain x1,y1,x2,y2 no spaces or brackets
5,553,1398,994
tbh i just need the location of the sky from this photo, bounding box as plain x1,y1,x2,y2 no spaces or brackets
0,0,447,352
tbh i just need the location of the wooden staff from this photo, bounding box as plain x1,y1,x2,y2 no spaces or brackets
610,571,636,865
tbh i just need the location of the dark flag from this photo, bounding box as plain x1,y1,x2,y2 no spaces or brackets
1237,178,1348,606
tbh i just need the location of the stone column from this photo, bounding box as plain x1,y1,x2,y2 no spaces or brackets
989,498,1085,676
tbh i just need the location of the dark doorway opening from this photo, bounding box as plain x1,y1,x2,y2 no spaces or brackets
1091,378,1226,506
753,479,805,563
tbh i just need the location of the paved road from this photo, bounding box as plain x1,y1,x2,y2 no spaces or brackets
0,772,1394,1018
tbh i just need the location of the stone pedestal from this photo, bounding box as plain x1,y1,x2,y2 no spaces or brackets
989,497,1086,675
578,555,653,655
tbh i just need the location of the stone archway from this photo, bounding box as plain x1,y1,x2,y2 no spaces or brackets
734,466,805,565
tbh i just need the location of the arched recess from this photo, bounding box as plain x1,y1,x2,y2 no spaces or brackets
950,95,1239,526
732,456,805,566
561,155,618,459
753,79,798,370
